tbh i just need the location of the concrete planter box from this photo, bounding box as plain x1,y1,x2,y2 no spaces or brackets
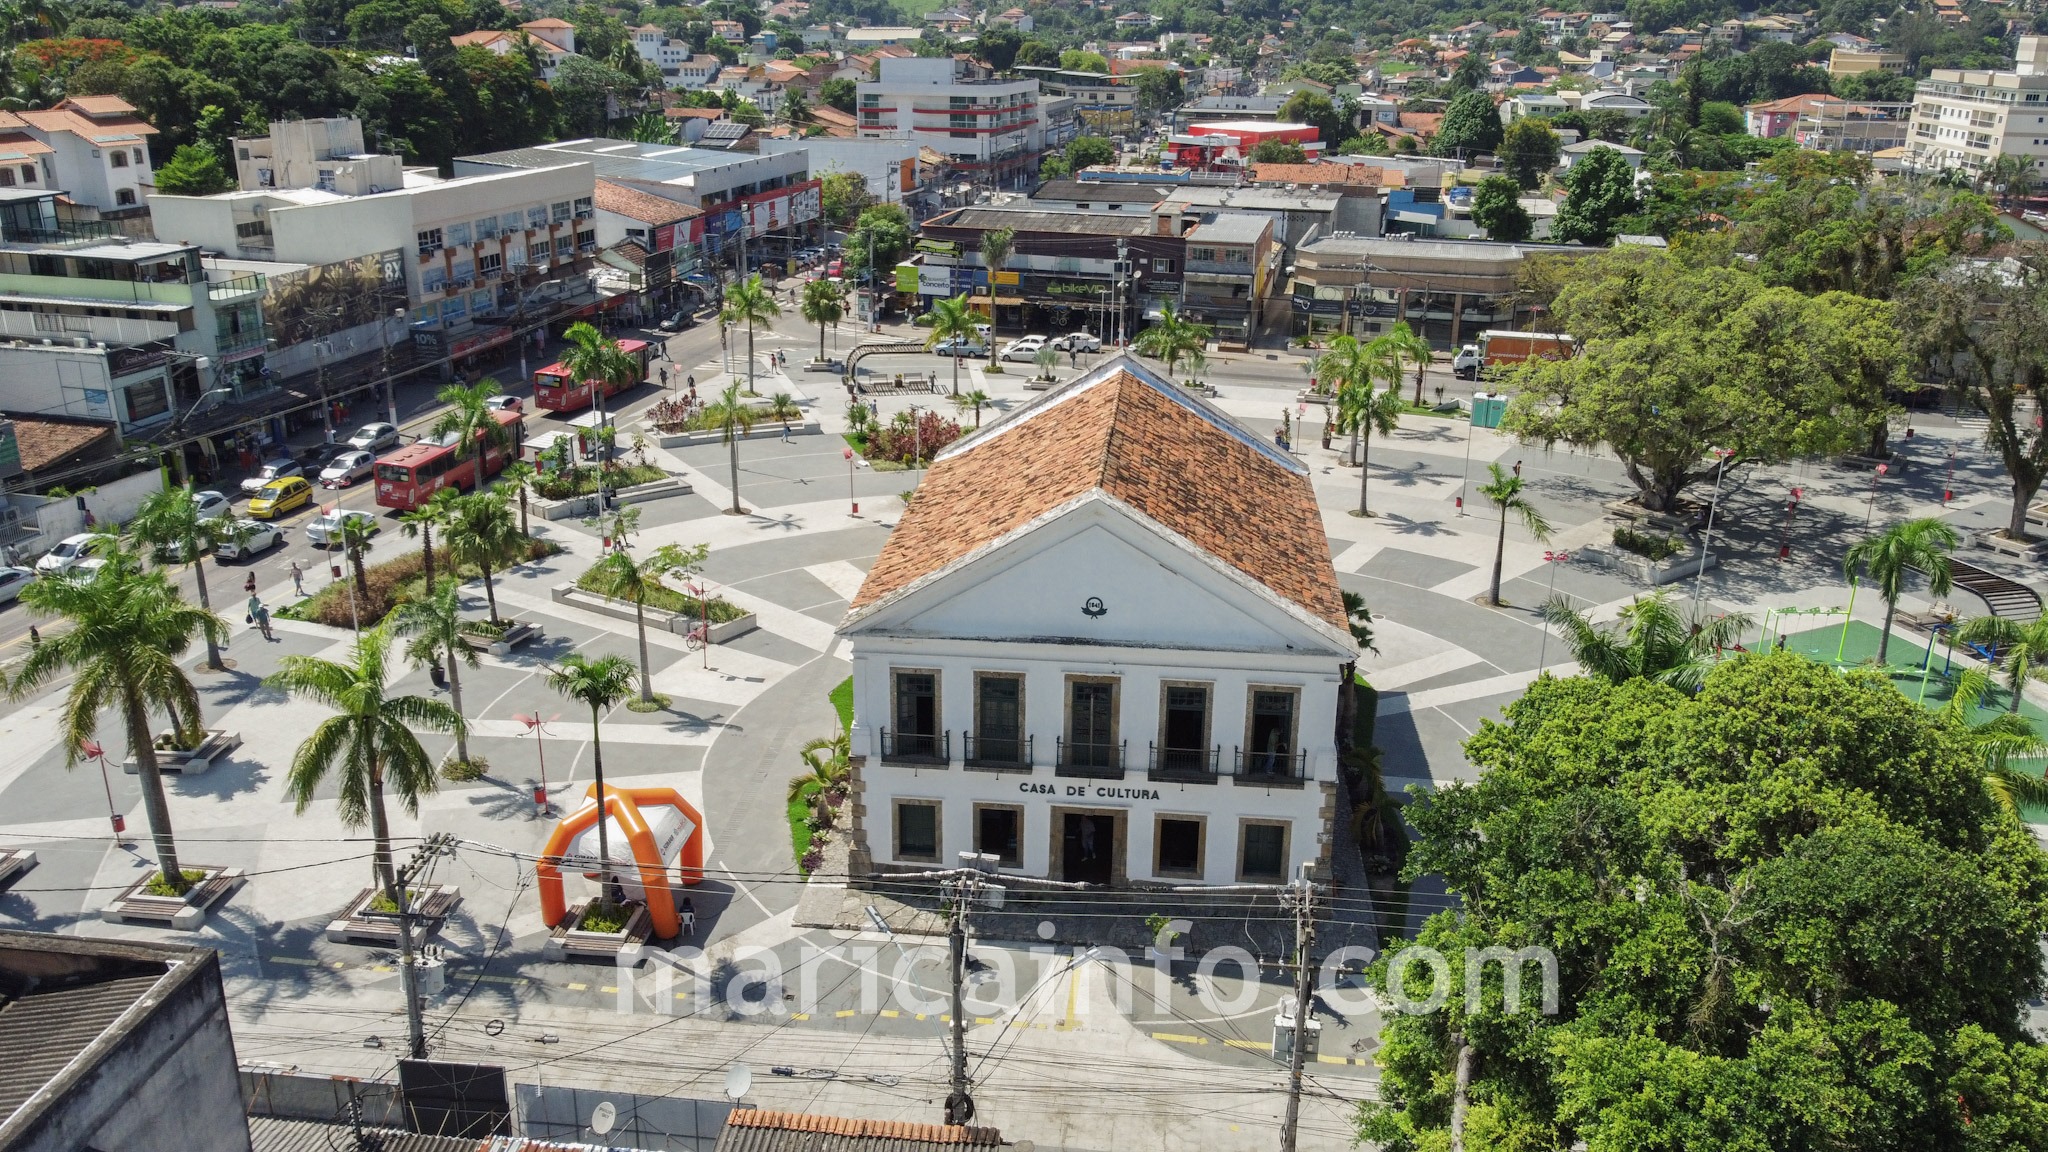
652,421,820,449
0,848,35,892
461,619,543,656
125,729,240,775
534,474,694,521
1582,543,1715,586
544,899,654,963
325,883,463,945
101,866,245,929
551,583,757,642
1603,499,1697,535
1975,531,2048,561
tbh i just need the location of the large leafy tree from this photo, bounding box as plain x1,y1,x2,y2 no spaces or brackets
1277,89,1344,145
1503,249,1882,512
153,143,234,194
1431,88,1503,160
1471,174,1532,243
1499,116,1559,190
1553,145,1643,246
1360,654,2048,1152
844,203,911,278
7,544,229,893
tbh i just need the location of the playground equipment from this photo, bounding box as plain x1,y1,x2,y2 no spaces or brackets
538,785,705,940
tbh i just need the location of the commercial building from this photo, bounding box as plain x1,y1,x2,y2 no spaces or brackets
839,357,1353,887
1829,48,1908,77
1289,233,1589,345
1033,179,1361,252
0,931,251,1152
757,136,955,221
858,57,1044,191
1906,35,2048,176
1016,67,1141,133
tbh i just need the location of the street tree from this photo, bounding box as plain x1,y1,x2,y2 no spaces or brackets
582,542,707,705
548,653,636,887
1359,654,2048,1152
1540,588,1752,691
720,273,781,398
269,623,462,898
1553,144,1643,245
390,580,493,769
443,490,520,626
1844,517,1960,665
336,512,375,606
1131,302,1210,379
701,384,759,514
1499,116,1559,189
923,294,980,397
801,277,846,362
561,321,641,435
818,170,871,226
398,486,460,598
978,226,1014,289
132,482,230,670
1327,338,1403,517
845,203,912,277
1479,461,1551,606
7,544,228,894
1471,174,1532,243
953,389,992,429
1956,615,2048,714
430,379,513,493
1432,88,1503,159
499,460,537,537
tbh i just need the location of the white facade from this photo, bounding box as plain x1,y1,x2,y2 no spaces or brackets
841,360,1354,887
1906,36,2048,175
857,57,1043,188
0,341,173,433
0,98,158,214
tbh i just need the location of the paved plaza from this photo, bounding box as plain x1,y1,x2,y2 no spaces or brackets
0,307,2040,1150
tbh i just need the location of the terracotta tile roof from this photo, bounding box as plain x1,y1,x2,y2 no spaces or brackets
594,179,700,224
17,106,157,140
0,132,53,158
811,105,857,129
721,1110,1007,1149
666,105,730,120
8,416,113,473
847,359,1348,632
519,16,574,27
59,95,139,116
1398,111,1443,135
1250,161,1383,187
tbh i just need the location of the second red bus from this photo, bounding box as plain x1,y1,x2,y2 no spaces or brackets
373,409,526,511
533,339,653,412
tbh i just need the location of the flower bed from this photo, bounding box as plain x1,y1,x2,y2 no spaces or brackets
279,538,560,629
868,409,963,467
573,564,748,622
1613,526,1683,562
533,463,669,501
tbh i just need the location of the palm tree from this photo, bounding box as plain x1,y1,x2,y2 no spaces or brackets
560,321,641,444
430,380,512,493
1334,362,1403,517
337,514,375,607
1480,462,1552,606
399,487,459,598
268,624,463,898
390,582,494,769
720,274,781,398
1843,518,1961,666
1541,589,1752,691
1942,668,2048,816
1341,589,1377,653
623,111,674,143
1955,615,2048,713
979,226,1014,301
548,653,636,887
768,393,802,425
1133,303,1211,379
132,483,228,671
444,491,521,626
8,546,229,892
923,293,980,397
701,384,760,514
954,389,993,429
583,543,708,704
787,730,851,805
1377,321,1435,406
801,277,846,361
500,460,538,538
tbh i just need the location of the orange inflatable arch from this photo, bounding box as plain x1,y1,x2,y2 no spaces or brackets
537,785,705,939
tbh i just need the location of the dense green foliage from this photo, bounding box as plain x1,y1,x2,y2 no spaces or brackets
1360,655,2048,1152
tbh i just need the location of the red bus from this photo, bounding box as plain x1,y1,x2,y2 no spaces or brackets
373,410,526,511
533,339,654,412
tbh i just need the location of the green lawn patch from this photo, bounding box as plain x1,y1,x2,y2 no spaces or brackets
278,537,560,629
830,676,854,731
574,563,748,622
532,462,669,500
788,787,816,872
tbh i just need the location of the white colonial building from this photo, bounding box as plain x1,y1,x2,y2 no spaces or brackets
839,358,1357,887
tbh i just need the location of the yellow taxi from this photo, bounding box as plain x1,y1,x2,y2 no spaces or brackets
247,476,312,519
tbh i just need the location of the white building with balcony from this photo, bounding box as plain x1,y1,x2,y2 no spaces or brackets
857,56,1043,191
1905,35,2048,176
839,357,1356,887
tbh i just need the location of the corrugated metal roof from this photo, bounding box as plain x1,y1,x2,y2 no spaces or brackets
0,973,164,1123
247,1116,489,1152
714,1109,1007,1152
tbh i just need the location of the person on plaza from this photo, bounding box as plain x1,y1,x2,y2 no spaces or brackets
781,417,792,443
246,594,274,641
290,560,305,597
243,571,257,596
1322,413,1333,451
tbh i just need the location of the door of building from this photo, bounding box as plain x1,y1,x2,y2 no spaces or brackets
1060,812,1117,885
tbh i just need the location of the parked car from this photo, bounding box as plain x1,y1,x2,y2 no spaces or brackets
0,565,31,604
213,519,282,561
930,336,988,358
240,458,304,495
657,310,697,333
305,507,380,547
1001,336,1049,362
1051,332,1102,353
482,395,523,413
192,489,232,521
248,476,313,519
319,449,376,488
35,533,109,576
346,422,400,452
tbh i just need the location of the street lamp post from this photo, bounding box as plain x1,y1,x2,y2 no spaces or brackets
79,740,127,846
844,446,858,516
514,711,556,815
1691,448,1735,620
1777,487,1804,559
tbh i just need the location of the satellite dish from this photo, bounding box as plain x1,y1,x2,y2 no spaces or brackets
724,1064,753,1102
590,1101,617,1136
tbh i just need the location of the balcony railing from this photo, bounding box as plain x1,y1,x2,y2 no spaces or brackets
879,727,949,766
963,733,1033,773
1227,747,1308,786
1148,743,1219,783
1055,738,1125,779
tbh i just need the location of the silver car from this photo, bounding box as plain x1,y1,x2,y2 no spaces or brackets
0,565,30,604
319,450,375,488
346,423,399,452
305,508,379,548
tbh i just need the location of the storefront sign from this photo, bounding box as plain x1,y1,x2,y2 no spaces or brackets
918,265,951,296
1018,782,1164,801
1047,281,1105,297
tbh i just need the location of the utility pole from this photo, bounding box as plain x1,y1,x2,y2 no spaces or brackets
390,832,452,1061
1279,862,1316,1152
945,871,980,1126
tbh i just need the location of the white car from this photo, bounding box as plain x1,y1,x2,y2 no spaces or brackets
213,519,282,562
482,395,523,413
35,533,108,576
0,565,30,604
305,507,379,548
240,459,303,495
1050,332,1102,353
346,423,400,452
319,450,376,488
192,489,232,521
1000,336,1049,362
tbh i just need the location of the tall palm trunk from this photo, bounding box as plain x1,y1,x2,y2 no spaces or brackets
1358,427,1375,516
1349,424,1361,469
191,561,222,670
368,761,399,898
952,354,960,397
1412,363,1427,407
746,317,756,395
420,524,436,597
1449,1039,1473,1152
351,543,369,602
1490,507,1509,606
516,491,530,538
448,654,471,766
475,428,488,494
818,319,827,361
125,683,184,890
480,560,500,625
589,706,612,882
2010,657,2031,713
633,600,653,702
1878,599,1896,665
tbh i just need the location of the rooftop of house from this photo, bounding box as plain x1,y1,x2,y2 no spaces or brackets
846,358,1347,632
1247,161,1384,187
594,179,702,223
716,1110,1008,1152
1181,211,1271,244
1031,178,1175,204
460,140,775,184
4,414,116,472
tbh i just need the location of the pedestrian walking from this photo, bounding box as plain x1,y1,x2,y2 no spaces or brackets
246,594,274,641
243,571,257,596
290,560,305,597
27,624,38,648
781,418,792,443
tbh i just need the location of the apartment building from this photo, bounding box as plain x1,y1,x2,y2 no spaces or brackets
858,57,1043,191
1906,36,2048,176
1829,48,1908,77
